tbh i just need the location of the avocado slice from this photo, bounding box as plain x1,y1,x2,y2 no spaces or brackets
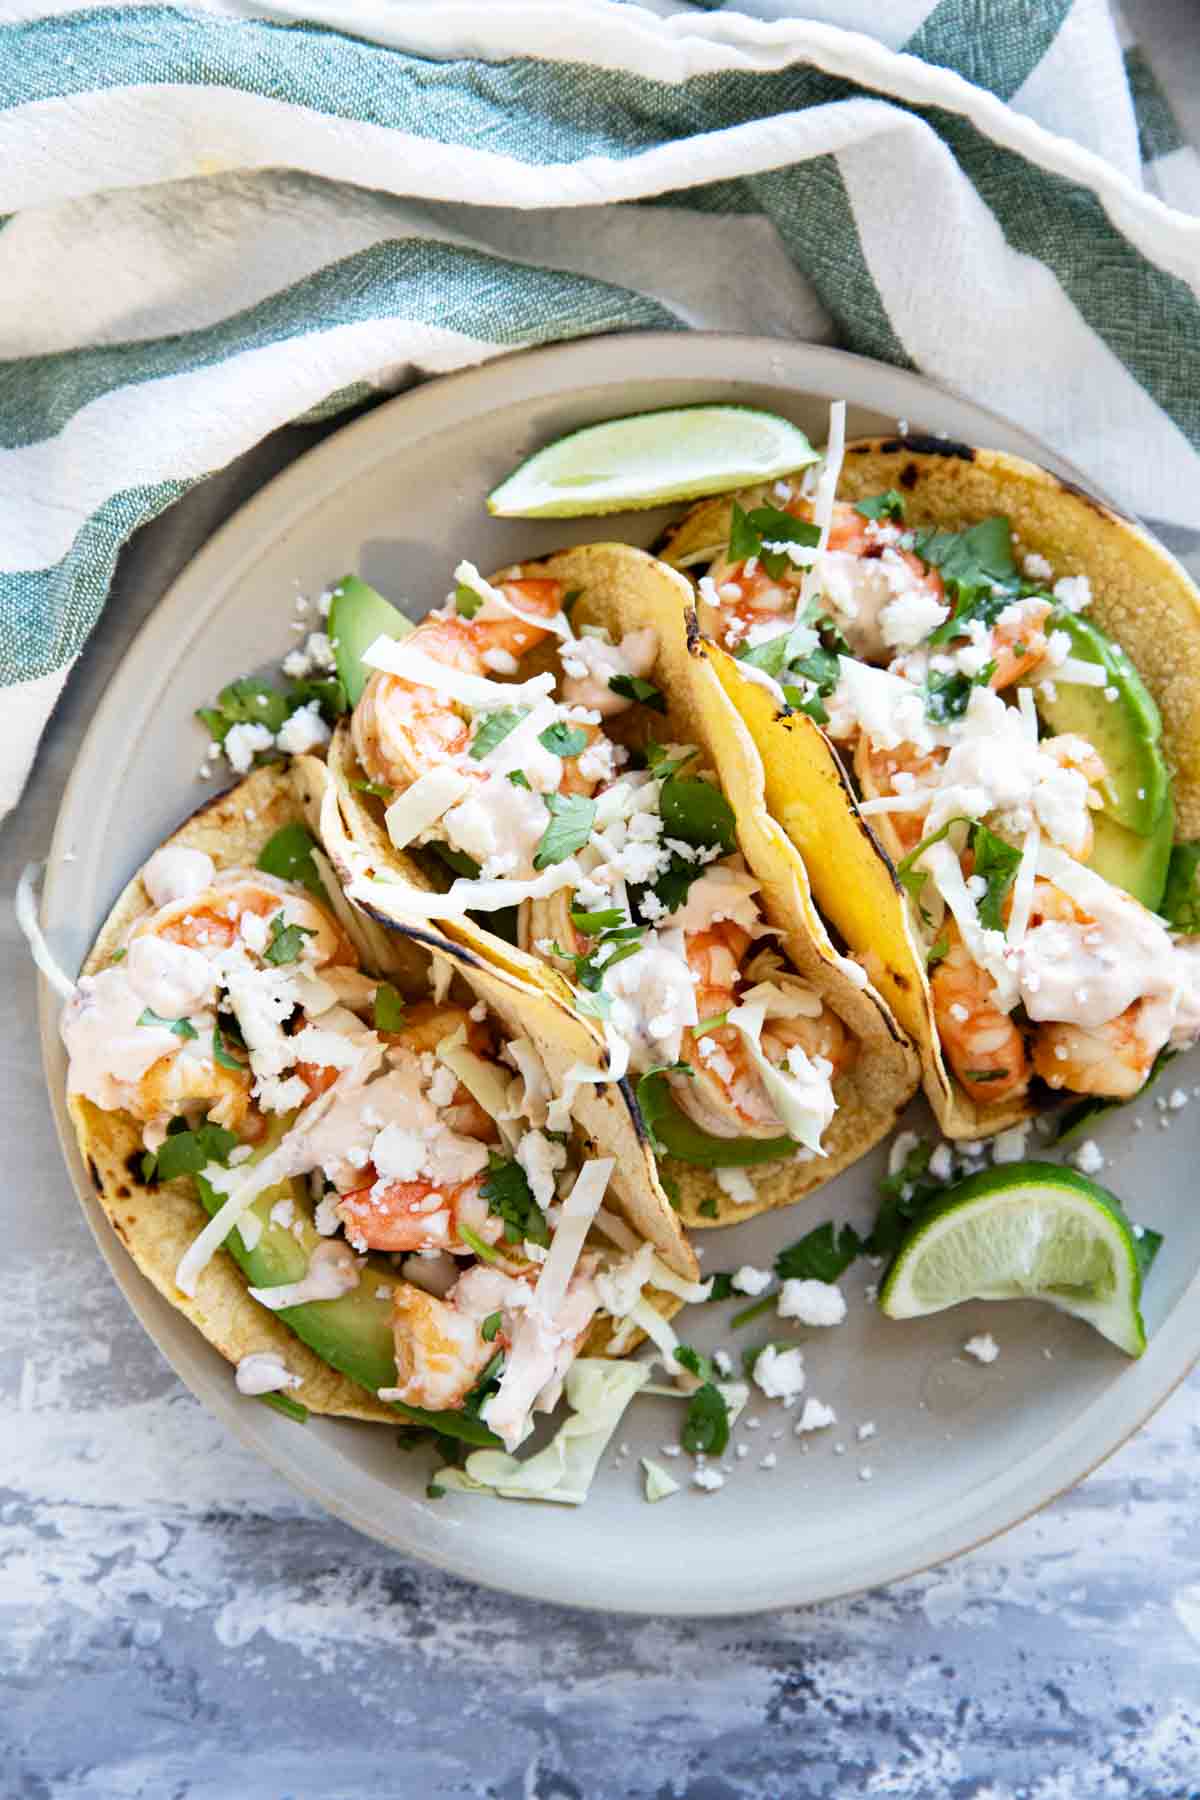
637,1070,794,1167
1034,613,1168,834
327,574,414,708
1086,786,1175,911
193,1162,499,1445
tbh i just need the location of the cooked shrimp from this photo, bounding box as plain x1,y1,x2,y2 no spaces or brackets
1032,1003,1165,1099
987,598,1052,690
387,1000,493,1057
352,579,565,791
679,924,855,1139
853,735,945,859
135,1045,253,1135
388,1281,500,1411
130,874,351,968
337,1171,502,1256
930,923,1030,1105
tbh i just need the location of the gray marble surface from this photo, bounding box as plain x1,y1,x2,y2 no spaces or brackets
6,421,1200,1799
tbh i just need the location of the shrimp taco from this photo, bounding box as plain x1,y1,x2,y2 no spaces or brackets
56,756,704,1454
658,422,1200,1139
324,542,917,1227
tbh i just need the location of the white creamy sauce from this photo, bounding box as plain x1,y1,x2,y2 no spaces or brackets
61,968,188,1110
234,1351,301,1396
482,1263,599,1452
141,847,216,908
248,1239,360,1311
124,935,216,1020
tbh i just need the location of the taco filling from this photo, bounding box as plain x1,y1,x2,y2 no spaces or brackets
330,547,916,1215
663,417,1200,1130
55,767,703,1453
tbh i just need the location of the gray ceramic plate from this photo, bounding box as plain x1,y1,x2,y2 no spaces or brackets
38,334,1200,1615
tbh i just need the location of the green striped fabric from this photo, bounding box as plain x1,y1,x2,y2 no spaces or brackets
1,0,1196,812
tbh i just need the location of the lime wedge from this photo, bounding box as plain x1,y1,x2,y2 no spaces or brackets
879,1162,1150,1356
486,406,819,518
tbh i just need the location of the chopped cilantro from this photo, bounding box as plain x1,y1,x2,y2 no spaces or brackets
705,1272,736,1301
481,1153,550,1247
681,1380,730,1457
533,792,597,869
373,982,406,1032
727,500,819,579
348,777,394,799
136,1008,197,1041
660,1171,682,1211
507,770,531,790
263,911,317,966
211,1020,246,1071
196,675,291,745
644,742,699,781
675,1344,715,1383
481,1311,502,1343
970,821,1022,929
286,674,348,723
697,1196,720,1220
658,771,736,856
868,1138,946,1258
109,947,127,964
923,661,995,723
736,621,817,679
854,490,905,523
454,580,483,619
552,926,644,993
433,845,482,880
256,822,326,900
917,516,1022,648
461,1350,505,1419
142,1116,237,1185
926,930,950,970
470,706,528,760
569,905,626,934
538,722,589,758
774,1220,862,1283
1160,843,1200,933
608,673,665,713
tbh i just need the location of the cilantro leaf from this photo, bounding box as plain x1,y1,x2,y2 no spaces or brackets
658,773,736,855
256,822,326,900
533,792,597,869
644,742,699,782
926,930,950,970
608,673,666,713
923,661,996,723
727,501,819,579
1160,843,1200,933
868,1138,947,1258
569,906,626,934
774,1221,863,1283
915,516,1017,590
348,777,394,800
705,1272,736,1301
286,674,348,723
675,1344,715,1383
681,1382,730,1457
697,1196,720,1219
462,1349,505,1418
507,770,531,790
481,1312,502,1343
373,982,406,1032
454,581,483,619
143,1117,237,1185
854,490,905,523
737,621,817,679
538,722,589,759
137,1009,197,1041
196,675,291,745
481,1153,550,1247
212,1020,246,1071
263,912,317,966
971,821,1022,930
470,707,528,760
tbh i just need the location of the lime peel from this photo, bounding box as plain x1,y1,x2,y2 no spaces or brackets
486,405,819,519
879,1161,1149,1357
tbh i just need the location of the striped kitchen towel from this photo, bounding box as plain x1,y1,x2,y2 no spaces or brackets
2,0,1198,816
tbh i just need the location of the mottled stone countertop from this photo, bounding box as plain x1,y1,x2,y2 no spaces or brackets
5,409,1200,1799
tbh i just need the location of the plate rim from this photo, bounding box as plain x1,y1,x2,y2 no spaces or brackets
37,330,1200,1615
